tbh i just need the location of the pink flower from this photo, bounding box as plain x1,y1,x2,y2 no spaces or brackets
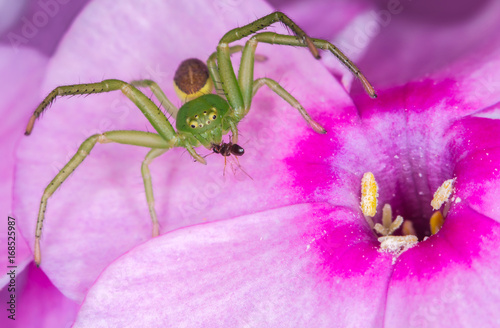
0,1,89,326
14,0,350,303
7,0,500,326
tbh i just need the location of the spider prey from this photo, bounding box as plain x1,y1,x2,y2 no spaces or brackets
25,12,377,265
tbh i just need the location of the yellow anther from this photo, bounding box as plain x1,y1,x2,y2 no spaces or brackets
430,211,444,235
431,178,455,210
361,172,378,217
402,220,416,236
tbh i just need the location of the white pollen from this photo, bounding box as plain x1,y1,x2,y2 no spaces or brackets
431,178,456,210
455,197,462,203
378,235,418,263
394,155,399,159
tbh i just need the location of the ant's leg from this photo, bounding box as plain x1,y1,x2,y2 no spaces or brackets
252,78,326,134
130,79,179,119
25,79,177,142
34,130,175,266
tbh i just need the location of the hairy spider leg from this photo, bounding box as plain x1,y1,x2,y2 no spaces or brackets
250,33,377,98
207,45,244,95
33,131,175,266
214,12,376,136
207,45,268,96
207,45,326,134
28,80,176,141
236,32,378,118
26,79,208,265
131,79,179,119
252,77,327,133
142,148,169,237
216,12,320,119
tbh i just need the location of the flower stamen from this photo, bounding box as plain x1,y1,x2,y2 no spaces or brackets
359,172,419,261
360,172,378,217
427,178,456,236
402,220,416,236
360,172,377,228
431,178,456,210
430,211,444,235
373,204,403,236
378,235,418,258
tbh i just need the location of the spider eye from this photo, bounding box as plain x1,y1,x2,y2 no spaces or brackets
208,112,217,120
189,121,198,128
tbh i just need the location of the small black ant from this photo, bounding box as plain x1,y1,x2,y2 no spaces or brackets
211,142,251,179
211,142,244,157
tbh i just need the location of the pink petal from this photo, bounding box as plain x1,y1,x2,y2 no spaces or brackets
355,0,500,89
0,0,91,55
272,0,500,95
269,0,373,40
14,0,356,301
74,6,500,323
0,0,26,34
449,116,500,223
385,204,500,327
0,46,48,286
74,204,394,327
0,262,79,327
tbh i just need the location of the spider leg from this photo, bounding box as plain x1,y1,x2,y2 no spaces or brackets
252,77,326,134
130,79,179,119
238,32,376,112
216,12,320,114
25,79,178,143
34,130,175,266
219,12,320,58
247,32,377,98
207,45,244,95
207,45,267,96
142,148,169,237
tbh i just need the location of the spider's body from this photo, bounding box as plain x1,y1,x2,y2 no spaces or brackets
25,12,376,265
176,94,232,149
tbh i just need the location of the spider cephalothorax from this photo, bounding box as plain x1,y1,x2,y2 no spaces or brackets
25,12,376,265
175,93,232,149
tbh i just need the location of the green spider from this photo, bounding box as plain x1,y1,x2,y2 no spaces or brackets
25,12,377,266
